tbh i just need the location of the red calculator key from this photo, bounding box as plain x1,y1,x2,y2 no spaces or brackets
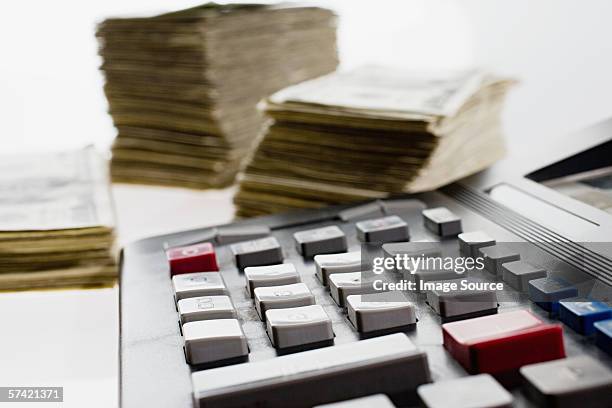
442,310,565,381
166,242,219,275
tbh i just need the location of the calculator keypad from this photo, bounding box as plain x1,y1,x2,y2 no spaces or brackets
158,199,612,407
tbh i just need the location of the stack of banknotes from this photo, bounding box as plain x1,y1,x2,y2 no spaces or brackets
234,66,515,217
97,3,338,189
0,148,117,290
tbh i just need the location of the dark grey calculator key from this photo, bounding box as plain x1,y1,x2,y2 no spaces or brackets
178,295,237,324
422,207,462,237
244,263,300,298
230,236,283,269
191,333,431,408
183,319,248,365
426,279,498,319
356,215,409,243
520,355,612,408
163,228,217,250
501,260,547,292
266,304,333,349
457,231,495,258
216,225,270,245
254,283,315,321
294,225,347,257
347,292,416,333
417,374,513,408
172,272,228,301
479,245,520,276
314,251,363,286
381,198,426,215
338,201,384,222
315,394,396,408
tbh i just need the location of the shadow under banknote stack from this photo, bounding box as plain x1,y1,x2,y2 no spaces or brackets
97,3,338,189
234,67,515,217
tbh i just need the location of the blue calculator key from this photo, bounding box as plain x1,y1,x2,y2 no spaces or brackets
594,319,612,355
528,277,578,313
559,298,612,335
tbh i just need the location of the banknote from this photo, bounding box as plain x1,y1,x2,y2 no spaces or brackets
234,67,515,217
97,3,339,189
0,147,113,231
0,147,117,290
268,66,486,119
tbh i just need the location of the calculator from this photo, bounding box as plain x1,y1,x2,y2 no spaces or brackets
119,124,612,408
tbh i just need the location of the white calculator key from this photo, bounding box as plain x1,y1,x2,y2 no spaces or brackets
418,374,513,408
192,333,431,407
426,279,498,318
355,215,409,243
266,305,333,349
347,292,416,333
314,394,396,408
329,272,382,308
254,282,315,320
520,355,612,408
314,251,363,286
172,272,227,301
244,263,300,297
294,225,347,257
183,319,248,365
178,295,237,324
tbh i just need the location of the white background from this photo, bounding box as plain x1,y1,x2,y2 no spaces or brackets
0,1,611,407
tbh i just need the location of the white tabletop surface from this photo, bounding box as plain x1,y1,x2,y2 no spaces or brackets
0,185,235,408
1,1,612,407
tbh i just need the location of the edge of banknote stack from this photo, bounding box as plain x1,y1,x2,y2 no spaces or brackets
96,3,338,189
0,147,117,290
234,66,516,217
